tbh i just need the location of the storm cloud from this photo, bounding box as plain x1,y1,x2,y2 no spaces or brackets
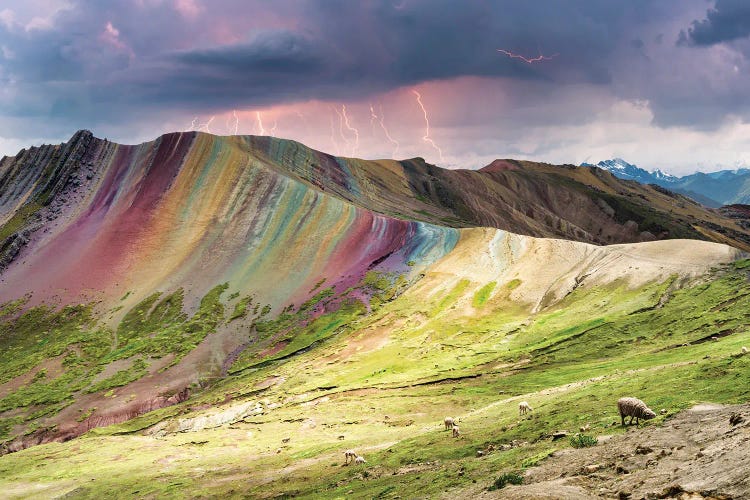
679,0,750,46
0,0,748,173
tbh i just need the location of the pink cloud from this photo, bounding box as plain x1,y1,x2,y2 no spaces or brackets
174,0,202,19
100,21,135,59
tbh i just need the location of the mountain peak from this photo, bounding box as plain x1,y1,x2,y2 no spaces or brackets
584,158,658,184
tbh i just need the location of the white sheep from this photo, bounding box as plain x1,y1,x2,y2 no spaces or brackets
344,449,357,465
519,401,532,416
742,346,748,354
452,425,461,438
444,416,456,430
617,397,656,426
354,455,367,465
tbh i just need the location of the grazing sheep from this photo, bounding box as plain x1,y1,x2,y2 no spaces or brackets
579,424,590,432
452,425,461,438
742,346,748,354
617,397,656,426
354,455,367,464
444,416,456,430
519,401,532,416
344,450,357,465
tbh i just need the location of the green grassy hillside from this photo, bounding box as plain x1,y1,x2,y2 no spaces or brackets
2,258,748,499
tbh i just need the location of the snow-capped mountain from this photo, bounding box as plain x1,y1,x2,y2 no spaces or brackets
652,168,678,183
582,159,750,207
581,158,677,185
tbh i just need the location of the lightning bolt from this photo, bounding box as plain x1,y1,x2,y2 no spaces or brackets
334,106,351,154
187,116,198,131
198,116,214,133
370,103,378,133
496,48,558,64
341,104,359,156
231,110,239,135
256,111,266,135
378,104,400,158
269,120,278,136
412,90,443,161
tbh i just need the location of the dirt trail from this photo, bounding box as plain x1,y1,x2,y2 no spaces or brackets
469,402,750,499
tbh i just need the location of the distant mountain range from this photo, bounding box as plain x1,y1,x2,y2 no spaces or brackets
582,158,750,207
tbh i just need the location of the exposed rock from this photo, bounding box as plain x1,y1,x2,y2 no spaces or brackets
176,400,257,433
483,403,750,499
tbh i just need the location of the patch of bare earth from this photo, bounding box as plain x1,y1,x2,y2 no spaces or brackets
316,314,403,366
471,403,750,499
0,356,65,399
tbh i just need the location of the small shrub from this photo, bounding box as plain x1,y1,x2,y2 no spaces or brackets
569,433,598,448
488,472,523,490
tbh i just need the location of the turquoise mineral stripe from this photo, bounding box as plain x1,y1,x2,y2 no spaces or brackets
404,222,460,265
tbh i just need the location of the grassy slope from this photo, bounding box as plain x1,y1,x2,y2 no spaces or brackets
0,284,231,443
1,261,749,498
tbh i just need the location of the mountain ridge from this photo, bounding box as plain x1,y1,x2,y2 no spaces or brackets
9,131,750,255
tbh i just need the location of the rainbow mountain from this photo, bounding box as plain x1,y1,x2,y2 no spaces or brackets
0,130,747,453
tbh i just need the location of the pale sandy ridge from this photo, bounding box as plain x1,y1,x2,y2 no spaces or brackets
414,227,743,312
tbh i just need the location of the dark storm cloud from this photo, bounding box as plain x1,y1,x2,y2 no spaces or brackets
1,0,749,154
0,0,652,122
175,33,321,72
679,0,750,46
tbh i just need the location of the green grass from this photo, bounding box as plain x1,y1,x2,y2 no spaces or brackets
0,284,231,441
506,278,521,290
85,358,148,394
1,264,750,498
107,283,228,363
228,295,254,321
472,281,496,307
0,202,42,242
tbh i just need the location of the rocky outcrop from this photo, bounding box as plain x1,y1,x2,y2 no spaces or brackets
0,130,117,272
489,403,750,499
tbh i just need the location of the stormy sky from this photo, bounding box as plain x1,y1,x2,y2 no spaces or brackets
1,0,749,174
